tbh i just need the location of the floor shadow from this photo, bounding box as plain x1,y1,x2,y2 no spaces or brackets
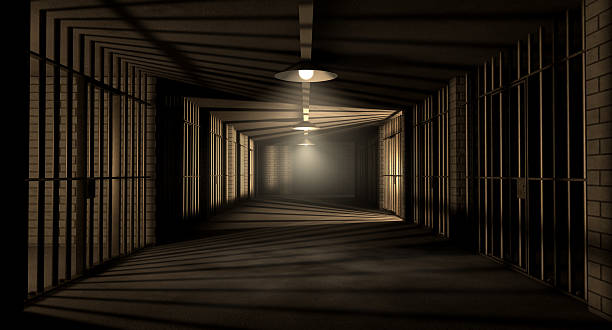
23,198,609,330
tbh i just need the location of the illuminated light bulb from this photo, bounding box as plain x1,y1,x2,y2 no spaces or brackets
303,107,309,114
298,69,314,80
303,114,309,121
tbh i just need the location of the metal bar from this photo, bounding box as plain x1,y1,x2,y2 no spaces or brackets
143,74,148,246
131,65,135,252
88,39,95,268
108,53,114,260
551,20,557,287
51,18,61,287
438,90,441,234
223,123,227,205
484,61,488,256
37,10,47,294
565,9,572,294
99,45,105,264
539,27,545,280
123,59,128,255
525,33,531,274
65,26,74,281
138,70,143,247
477,66,481,253
136,69,141,248
582,1,587,299
499,52,504,259
236,131,240,202
248,137,251,199
465,73,469,244
517,40,523,268
77,32,87,276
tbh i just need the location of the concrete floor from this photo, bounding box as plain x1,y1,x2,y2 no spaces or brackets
23,198,609,329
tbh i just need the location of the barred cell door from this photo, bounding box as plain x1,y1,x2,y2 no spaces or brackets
381,113,404,218
27,52,151,298
472,16,586,299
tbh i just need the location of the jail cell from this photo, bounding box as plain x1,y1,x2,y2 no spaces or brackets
27,52,154,297
413,88,450,237
182,99,199,219
468,8,586,298
381,112,404,218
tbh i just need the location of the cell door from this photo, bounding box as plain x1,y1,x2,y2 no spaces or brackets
472,15,586,299
27,53,151,299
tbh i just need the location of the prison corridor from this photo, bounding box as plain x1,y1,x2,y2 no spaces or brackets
23,198,607,330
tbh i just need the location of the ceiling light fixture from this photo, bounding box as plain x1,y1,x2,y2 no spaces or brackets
274,61,337,83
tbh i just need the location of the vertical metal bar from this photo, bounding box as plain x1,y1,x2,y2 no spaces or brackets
99,46,105,264
182,99,185,218
477,66,481,252
131,65,135,252
499,52,504,259
108,53,114,259
551,22,557,286
143,74,148,246
223,123,227,206
123,60,128,255
194,102,197,214
136,69,141,248
438,91,441,234
518,81,523,268
37,10,47,294
88,40,95,267
525,35,531,274
65,27,74,281
582,2,588,299
77,33,87,275
484,61,488,256
447,86,450,238
236,132,241,202
465,73,469,241
565,10,572,293
248,137,251,199
51,18,61,287
539,27,545,280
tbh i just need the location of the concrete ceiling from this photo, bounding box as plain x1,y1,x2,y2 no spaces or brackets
31,0,581,140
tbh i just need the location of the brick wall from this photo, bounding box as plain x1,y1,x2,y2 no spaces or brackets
145,77,157,244
448,76,467,223
261,144,292,194
585,0,612,318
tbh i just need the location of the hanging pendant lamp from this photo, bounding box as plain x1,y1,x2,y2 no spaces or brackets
274,61,337,83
